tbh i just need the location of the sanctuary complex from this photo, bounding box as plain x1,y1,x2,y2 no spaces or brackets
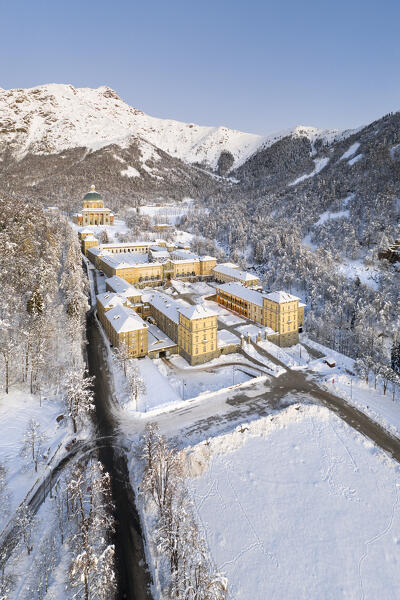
75,186,305,364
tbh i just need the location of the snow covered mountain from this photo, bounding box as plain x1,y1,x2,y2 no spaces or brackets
0,83,345,171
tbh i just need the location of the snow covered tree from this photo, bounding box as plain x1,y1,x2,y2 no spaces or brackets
20,419,47,472
64,369,95,433
15,504,35,555
139,426,228,599
67,461,116,600
392,338,400,374
115,339,131,376
0,463,10,528
127,363,146,407
140,425,183,514
99,229,109,244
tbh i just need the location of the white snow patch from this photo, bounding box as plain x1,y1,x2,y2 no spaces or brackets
288,157,330,186
337,258,379,289
348,153,363,166
340,141,360,160
315,209,349,226
121,165,140,178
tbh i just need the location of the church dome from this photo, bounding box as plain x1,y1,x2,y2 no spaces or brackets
83,184,102,201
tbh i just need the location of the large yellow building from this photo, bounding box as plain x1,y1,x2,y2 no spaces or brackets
97,287,219,365
216,282,305,347
178,304,218,365
74,185,114,226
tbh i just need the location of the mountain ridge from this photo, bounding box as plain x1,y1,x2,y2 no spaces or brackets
0,83,351,171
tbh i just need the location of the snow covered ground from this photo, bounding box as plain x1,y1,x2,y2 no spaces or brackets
303,336,400,437
337,258,379,289
187,404,400,600
314,209,349,226
218,313,245,326
236,323,265,339
256,339,310,368
140,201,193,225
0,388,72,530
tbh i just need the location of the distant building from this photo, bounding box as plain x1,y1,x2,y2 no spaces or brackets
73,185,114,226
378,239,400,263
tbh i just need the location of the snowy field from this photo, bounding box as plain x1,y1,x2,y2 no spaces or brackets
187,404,400,600
139,200,193,225
114,353,264,414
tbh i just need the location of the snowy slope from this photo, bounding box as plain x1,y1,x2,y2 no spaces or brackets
0,84,261,168
0,83,347,170
187,404,400,600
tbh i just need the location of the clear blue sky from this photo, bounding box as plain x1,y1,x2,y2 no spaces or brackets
2,0,399,135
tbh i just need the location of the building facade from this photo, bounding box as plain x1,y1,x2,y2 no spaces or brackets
73,185,114,226
216,282,305,347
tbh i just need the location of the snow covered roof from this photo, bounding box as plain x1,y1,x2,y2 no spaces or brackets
213,264,259,281
101,253,151,269
83,234,98,241
105,276,142,297
87,246,105,257
217,262,238,269
171,249,197,260
216,282,264,307
105,304,147,333
147,292,180,324
171,258,199,265
97,292,127,310
178,302,218,320
199,255,217,262
147,324,177,351
264,291,300,303
99,241,155,249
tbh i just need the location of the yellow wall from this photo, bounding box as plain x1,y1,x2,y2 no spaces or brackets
82,238,99,256
200,259,217,276
178,313,218,365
